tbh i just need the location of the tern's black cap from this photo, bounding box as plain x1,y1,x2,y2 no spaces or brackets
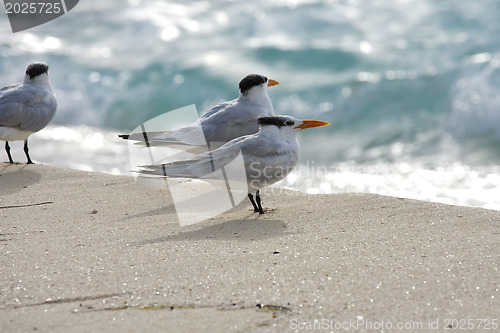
26,62,49,79
258,116,295,128
239,74,267,95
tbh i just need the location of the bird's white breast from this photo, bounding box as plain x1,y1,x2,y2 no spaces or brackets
0,127,33,141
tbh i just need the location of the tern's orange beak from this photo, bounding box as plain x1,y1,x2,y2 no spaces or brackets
267,78,279,87
296,120,330,130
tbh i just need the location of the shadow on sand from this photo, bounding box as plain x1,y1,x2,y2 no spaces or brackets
0,163,42,195
133,217,290,245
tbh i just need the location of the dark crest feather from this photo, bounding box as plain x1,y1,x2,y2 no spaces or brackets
239,74,267,95
258,116,288,127
26,62,49,79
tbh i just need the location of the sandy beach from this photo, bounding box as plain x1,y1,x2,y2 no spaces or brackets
1,163,498,332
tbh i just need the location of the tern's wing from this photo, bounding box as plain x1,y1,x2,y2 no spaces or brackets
0,83,27,126
0,83,23,96
118,101,238,146
124,123,206,146
145,99,242,145
121,97,272,147
200,98,273,143
199,99,236,120
140,135,251,178
120,99,251,148
0,83,56,132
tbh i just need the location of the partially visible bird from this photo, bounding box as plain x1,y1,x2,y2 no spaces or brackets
140,115,330,214
0,62,57,164
119,73,279,150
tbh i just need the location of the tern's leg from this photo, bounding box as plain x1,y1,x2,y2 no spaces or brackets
24,140,33,164
255,190,264,214
5,142,14,164
248,193,259,213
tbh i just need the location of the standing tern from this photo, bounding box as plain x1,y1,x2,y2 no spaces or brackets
0,62,57,164
119,74,279,150
140,115,330,214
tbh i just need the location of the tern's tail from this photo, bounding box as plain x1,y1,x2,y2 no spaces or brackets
139,161,199,178
118,131,169,141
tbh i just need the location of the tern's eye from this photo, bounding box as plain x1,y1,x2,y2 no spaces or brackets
285,120,295,126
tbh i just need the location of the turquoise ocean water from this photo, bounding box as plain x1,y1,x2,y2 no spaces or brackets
1,0,500,209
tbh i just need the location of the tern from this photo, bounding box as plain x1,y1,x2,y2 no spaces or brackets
140,115,330,214
0,62,57,164
119,74,279,150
